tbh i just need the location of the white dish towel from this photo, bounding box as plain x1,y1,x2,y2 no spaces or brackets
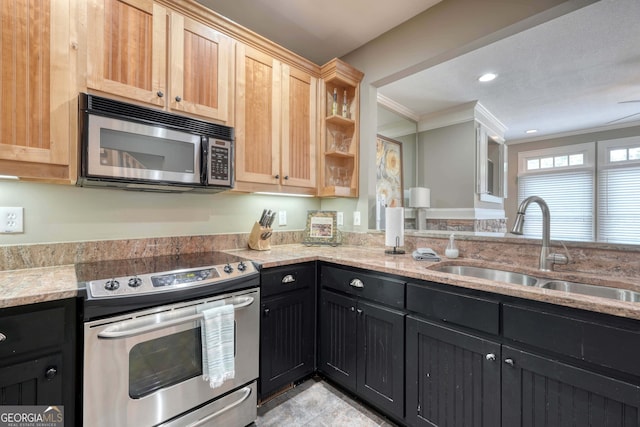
197,302,235,389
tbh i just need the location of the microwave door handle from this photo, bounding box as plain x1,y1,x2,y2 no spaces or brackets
200,136,209,185
97,295,255,339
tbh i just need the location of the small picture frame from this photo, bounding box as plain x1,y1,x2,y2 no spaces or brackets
303,210,340,246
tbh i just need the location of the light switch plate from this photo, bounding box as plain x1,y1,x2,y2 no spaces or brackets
353,211,361,226
0,207,24,233
337,212,344,226
278,210,287,226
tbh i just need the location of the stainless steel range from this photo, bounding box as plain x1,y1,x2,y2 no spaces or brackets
76,252,259,427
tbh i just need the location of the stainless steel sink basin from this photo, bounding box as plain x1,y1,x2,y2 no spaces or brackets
540,280,640,302
434,265,539,286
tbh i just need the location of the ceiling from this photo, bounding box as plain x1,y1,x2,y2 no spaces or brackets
195,0,640,143
194,0,441,65
378,0,640,142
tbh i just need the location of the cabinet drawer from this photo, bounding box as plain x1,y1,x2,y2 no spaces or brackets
503,303,640,377
0,307,66,359
321,265,405,309
406,282,500,335
261,263,315,298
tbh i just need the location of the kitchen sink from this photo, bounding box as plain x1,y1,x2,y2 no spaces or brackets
433,265,539,286
540,280,640,302
431,263,640,303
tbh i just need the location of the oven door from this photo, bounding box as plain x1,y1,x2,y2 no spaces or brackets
85,114,203,185
83,288,259,427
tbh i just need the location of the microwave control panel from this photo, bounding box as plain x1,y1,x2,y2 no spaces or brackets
207,138,231,186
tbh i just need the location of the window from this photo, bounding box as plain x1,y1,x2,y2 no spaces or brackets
517,137,640,244
517,143,595,241
597,137,640,243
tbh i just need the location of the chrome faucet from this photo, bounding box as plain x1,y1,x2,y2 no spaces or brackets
511,196,568,271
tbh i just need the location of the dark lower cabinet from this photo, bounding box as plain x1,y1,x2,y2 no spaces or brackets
405,316,501,427
318,289,358,390
259,263,316,399
319,289,405,420
0,353,63,405
0,299,75,426
502,345,640,427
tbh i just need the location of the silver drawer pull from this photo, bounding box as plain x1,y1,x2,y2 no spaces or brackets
281,274,296,284
0,332,6,342
349,278,364,288
187,386,252,427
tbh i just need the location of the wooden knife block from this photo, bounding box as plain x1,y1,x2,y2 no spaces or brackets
248,221,272,251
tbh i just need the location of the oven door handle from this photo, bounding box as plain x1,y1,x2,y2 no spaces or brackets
186,386,252,427
97,296,255,339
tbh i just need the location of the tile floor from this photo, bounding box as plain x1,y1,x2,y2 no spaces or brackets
254,378,399,426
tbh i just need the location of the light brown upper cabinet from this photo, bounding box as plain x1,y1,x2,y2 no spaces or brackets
235,43,317,194
87,0,232,123
0,0,77,182
319,59,364,197
169,13,231,122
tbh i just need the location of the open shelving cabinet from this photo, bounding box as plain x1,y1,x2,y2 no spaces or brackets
319,59,364,197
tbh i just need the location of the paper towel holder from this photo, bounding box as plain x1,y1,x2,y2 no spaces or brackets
384,206,406,255
385,236,406,255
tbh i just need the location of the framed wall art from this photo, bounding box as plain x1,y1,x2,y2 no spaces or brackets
376,135,404,208
302,210,340,246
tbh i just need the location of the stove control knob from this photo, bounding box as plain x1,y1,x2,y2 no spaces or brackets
238,261,247,272
104,279,120,291
128,277,142,288
223,264,234,274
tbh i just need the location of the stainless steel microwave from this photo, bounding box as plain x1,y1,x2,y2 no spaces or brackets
78,93,234,193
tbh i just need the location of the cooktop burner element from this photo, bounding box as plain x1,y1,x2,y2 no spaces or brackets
76,251,257,300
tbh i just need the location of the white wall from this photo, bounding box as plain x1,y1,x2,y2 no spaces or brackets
419,121,476,209
0,181,320,245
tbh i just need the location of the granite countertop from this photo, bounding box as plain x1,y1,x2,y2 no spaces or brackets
0,265,78,309
2,244,640,322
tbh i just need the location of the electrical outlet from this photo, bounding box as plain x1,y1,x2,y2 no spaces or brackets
337,212,344,226
0,207,24,233
278,210,287,226
353,211,361,226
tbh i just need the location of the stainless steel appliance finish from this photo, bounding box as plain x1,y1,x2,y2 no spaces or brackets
78,252,259,427
78,93,234,193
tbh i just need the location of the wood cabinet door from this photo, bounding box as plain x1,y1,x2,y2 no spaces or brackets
502,345,640,427
259,289,315,399
235,43,281,187
0,353,63,406
0,0,74,180
318,290,358,392
406,317,501,427
87,0,167,107
356,300,405,420
280,64,317,189
169,13,232,123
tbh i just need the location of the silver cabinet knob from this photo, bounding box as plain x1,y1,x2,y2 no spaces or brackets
350,306,355,312
356,308,363,315
349,278,364,288
0,332,6,342
175,95,182,102
485,353,496,361
504,358,515,367
156,90,164,98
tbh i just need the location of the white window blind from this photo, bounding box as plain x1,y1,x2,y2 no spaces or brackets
597,165,640,243
518,171,594,241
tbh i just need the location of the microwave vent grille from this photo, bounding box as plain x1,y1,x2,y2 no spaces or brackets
84,94,233,141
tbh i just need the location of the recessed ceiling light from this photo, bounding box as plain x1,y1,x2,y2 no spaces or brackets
478,73,497,82
525,129,538,134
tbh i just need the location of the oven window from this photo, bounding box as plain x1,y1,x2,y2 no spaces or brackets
129,329,202,399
